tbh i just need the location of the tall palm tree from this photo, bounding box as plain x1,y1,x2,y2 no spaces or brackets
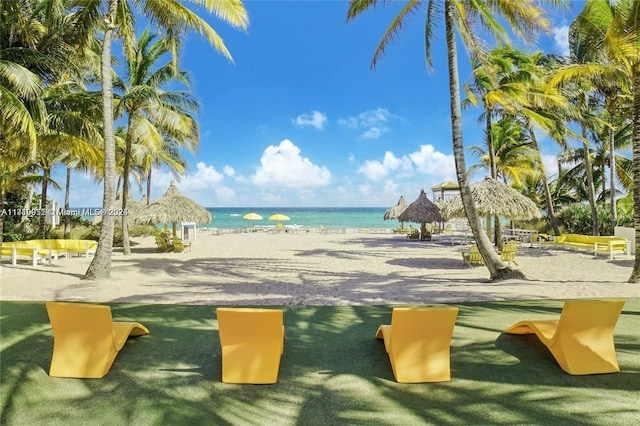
116,29,199,255
347,0,566,280
548,0,639,282
75,0,249,279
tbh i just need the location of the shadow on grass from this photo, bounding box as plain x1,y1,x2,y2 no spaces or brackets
1,299,639,425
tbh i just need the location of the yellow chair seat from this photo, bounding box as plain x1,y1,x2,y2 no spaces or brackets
375,306,459,383
216,308,285,384
505,299,625,375
46,301,148,378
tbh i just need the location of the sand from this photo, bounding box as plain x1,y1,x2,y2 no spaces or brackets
1,230,638,306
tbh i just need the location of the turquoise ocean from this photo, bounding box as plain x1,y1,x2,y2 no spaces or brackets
202,207,392,230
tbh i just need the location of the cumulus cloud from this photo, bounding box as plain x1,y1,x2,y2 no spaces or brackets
223,165,235,176
552,25,570,57
292,110,327,130
358,151,412,181
338,108,393,139
181,162,225,190
541,154,559,178
409,145,456,178
252,139,331,187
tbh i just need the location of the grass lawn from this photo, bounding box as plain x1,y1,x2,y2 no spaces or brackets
1,299,639,425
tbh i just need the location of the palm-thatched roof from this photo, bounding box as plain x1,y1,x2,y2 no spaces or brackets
135,181,211,225
398,189,443,224
384,196,408,220
93,192,146,224
443,177,541,219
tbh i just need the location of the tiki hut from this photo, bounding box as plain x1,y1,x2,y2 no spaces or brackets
442,177,541,220
398,189,443,238
443,177,541,245
93,192,145,224
384,196,408,228
135,181,211,236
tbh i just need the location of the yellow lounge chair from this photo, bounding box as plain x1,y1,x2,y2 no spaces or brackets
375,306,459,383
46,301,149,378
155,235,172,252
216,308,285,384
171,236,191,253
505,299,625,375
500,240,519,265
462,244,484,266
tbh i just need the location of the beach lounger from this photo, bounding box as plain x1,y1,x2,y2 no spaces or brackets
462,244,484,266
505,299,625,375
46,301,149,378
375,306,459,383
500,240,518,265
171,236,191,253
216,308,285,384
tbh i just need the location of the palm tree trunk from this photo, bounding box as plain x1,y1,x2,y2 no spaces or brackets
121,116,135,256
528,124,560,235
38,168,50,238
444,0,523,281
146,169,151,205
627,71,640,282
64,167,71,239
85,0,118,280
608,122,617,228
582,125,599,235
20,185,33,223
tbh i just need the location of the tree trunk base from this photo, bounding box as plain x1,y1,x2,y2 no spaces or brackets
490,266,526,281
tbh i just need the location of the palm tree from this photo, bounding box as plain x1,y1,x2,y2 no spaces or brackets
74,0,249,279
547,0,639,281
347,0,567,280
116,29,199,255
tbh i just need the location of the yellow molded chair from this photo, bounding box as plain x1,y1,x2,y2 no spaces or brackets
155,235,172,252
216,308,285,384
46,301,149,378
375,306,459,383
500,240,519,265
171,236,191,253
462,244,484,266
505,299,625,375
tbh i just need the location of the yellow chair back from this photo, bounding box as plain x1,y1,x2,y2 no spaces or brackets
216,308,285,384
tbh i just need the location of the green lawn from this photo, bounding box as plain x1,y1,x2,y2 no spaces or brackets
1,299,639,425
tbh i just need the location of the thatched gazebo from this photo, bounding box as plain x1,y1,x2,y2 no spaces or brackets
443,177,541,244
135,181,211,236
93,192,145,224
384,195,408,229
398,189,443,239
443,177,541,219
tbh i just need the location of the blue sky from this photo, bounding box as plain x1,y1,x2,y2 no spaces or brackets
51,0,581,208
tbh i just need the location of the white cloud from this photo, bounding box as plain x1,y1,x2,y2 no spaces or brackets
292,110,327,130
338,108,393,139
409,145,456,178
223,165,235,176
542,154,558,179
552,25,570,57
182,162,225,190
358,151,412,181
252,139,331,187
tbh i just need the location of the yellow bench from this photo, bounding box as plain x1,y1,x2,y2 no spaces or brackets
546,234,630,260
1,244,55,267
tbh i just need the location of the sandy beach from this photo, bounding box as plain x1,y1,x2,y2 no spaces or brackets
1,230,638,305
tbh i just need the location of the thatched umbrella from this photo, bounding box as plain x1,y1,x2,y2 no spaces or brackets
384,195,408,221
443,177,541,245
442,177,541,219
135,181,211,236
93,192,145,224
398,189,444,238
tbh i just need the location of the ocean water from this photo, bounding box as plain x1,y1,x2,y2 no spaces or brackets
202,207,395,230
